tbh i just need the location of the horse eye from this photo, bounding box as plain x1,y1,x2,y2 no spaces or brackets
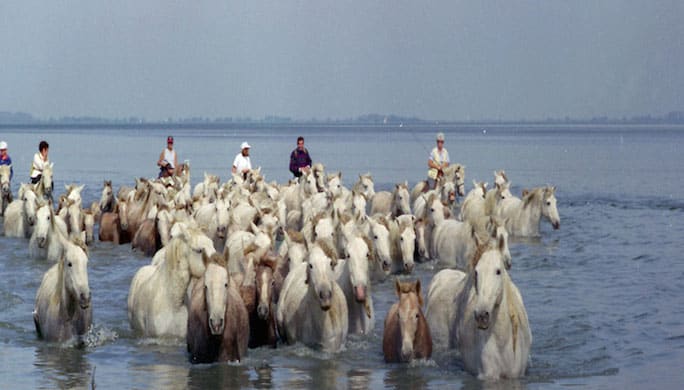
400,237,404,241
415,313,420,319
331,260,335,267
271,280,276,287
224,283,228,288
373,235,378,240
496,269,501,275
68,262,73,267
47,216,51,220
546,201,551,206
430,208,434,212
309,263,313,269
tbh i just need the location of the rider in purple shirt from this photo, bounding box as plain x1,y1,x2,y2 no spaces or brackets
289,136,312,178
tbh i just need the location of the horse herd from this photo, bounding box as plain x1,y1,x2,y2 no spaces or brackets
0,161,560,380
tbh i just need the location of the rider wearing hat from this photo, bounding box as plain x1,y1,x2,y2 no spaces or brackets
157,136,178,178
232,142,252,179
0,141,12,180
427,132,450,188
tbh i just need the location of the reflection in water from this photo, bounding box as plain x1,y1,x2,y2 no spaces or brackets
347,368,372,390
384,366,430,390
187,363,251,389
252,363,274,388
132,363,189,390
34,345,92,389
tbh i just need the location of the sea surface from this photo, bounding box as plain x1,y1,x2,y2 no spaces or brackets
1,124,683,389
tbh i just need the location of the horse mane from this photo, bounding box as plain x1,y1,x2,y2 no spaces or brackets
70,236,89,257
396,279,423,306
522,187,543,208
206,252,227,268
258,255,277,271
285,229,306,245
360,235,375,259
315,239,338,266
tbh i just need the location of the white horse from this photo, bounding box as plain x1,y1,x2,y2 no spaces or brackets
29,202,70,261
367,216,393,280
277,243,348,352
3,184,39,238
128,223,213,338
498,186,560,237
337,233,374,335
34,163,54,201
459,180,488,224
99,180,115,213
33,236,92,343
0,164,12,216
352,173,375,201
370,182,411,217
453,246,532,379
389,216,416,274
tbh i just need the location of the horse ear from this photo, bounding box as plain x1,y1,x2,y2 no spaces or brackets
395,278,401,297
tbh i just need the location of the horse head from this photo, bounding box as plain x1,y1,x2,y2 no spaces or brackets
354,173,375,199
368,218,391,274
305,244,337,311
62,240,91,310
256,258,276,320
171,222,216,278
21,185,39,226
100,180,114,212
204,259,229,335
394,182,411,216
471,247,508,330
543,186,560,230
34,202,54,248
395,279,424,360
346,236,370,303
117,195,130,231
414,219,428,261
0,165,10,195
398,220,416,274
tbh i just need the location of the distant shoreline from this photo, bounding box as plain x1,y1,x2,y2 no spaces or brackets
2,121,684,130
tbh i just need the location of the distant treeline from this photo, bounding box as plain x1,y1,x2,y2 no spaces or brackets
1,110,684,127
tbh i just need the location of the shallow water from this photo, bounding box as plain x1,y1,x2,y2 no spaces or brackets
1,124,683,389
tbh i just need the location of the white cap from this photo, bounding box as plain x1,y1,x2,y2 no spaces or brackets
436,132,445,141
240,142,251,150
0,141,7,150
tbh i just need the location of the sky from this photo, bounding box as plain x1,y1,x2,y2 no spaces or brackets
1,1,682,121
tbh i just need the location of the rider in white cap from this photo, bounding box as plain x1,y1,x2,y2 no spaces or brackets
231,142,252,179
0,141,12,180
427,132,449,188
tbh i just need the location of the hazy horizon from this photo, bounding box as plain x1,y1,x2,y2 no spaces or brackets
2,1,682,121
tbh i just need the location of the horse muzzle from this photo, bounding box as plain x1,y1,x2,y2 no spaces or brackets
79,292,91,310
28,216,36,226
209,317,225,335
475,310,490,330
37,236,47,248
318,290,332,311
354,285,367,303
257,303,270,320
552,221,560,230
403,261,414,274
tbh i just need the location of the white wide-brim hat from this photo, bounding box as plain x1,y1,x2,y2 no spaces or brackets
240,142,251,150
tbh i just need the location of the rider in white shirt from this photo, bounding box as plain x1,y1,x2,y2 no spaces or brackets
232,142,252,179
157,136,178,178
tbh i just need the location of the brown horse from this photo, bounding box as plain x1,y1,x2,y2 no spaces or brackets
187,253,249,363
247,256,279,348
383,279,432,363
99,193,130,244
